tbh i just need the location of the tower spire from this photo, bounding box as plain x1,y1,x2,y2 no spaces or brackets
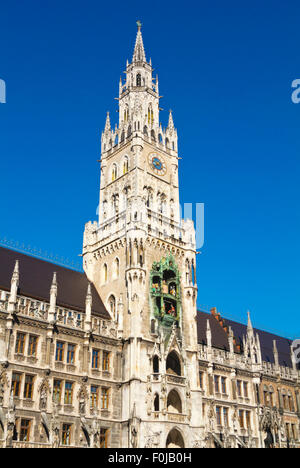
104,112,111,132
247,310,253,333
167,110,175,130
132,20,146,63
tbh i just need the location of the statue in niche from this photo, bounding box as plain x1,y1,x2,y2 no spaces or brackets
40,385,48,410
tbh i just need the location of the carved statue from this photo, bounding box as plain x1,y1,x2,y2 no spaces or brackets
50,404,60,448
146,376,152,415
79,392,86,415
208,402,216,432
130,404,140,448
40,385,48,410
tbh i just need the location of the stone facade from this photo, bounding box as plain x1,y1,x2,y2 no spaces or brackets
0,23,299,448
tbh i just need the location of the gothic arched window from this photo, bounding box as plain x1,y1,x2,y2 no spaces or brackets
113,258,120,279
136,73,142,87
148,107,154,126
112,164,118,181
166,351,181,376
123,156,129,174
102,264,108,285
153,355,159,374
154,393,160,412
108,295,116,319
143,125,148,136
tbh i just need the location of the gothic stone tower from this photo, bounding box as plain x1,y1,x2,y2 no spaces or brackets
83,23,200,448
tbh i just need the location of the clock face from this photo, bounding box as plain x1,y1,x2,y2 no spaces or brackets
148,152,167,176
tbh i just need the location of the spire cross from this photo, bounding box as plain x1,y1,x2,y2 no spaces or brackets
136,20,142,30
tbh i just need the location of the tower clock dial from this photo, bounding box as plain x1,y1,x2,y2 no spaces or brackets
148,152,167,176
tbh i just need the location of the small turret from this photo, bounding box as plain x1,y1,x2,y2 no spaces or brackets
84,283,92,333
8,260,19,315
48,272,57,324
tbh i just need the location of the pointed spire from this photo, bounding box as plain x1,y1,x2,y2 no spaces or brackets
10,260,19,296
48,272,57,324
273,339,279,368
247,310,253,332
167,110,175,130
12,260,19,279
8,259,19,315
132,20,146,63
85,283,92,333
206,319,212,348
104,112,111,132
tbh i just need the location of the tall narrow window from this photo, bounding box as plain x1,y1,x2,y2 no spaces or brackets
239,410,244,429
153,355,159,374
67,344,75,364
112,164,118,181
136,73,141,87
101,388,110,409
243,382,248,398
216,406,221,425
64,382,73,405
28,335,38,357
102,263,108,284
237,380,242,397
24,375,34,399
20,419,31,442
246,411,251,429
90,386,99,409
199,372,204,389
223,407,229,426
214,376,220,393
92,349,100,369
221,377,227,394
55,342,65,362
123,157,129,174
102,351,110,371
154,393,160,412
12,373,21,397
53,380,62,403
62,424,72,446
15,333,25,354
100,428,109,448
113,258,120,279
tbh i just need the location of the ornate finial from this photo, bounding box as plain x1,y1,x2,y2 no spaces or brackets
136,20,142,30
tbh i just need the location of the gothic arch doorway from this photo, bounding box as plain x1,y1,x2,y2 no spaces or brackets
166,429,185,448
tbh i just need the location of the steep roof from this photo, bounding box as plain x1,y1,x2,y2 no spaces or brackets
0,247,110,319
197,310,295,369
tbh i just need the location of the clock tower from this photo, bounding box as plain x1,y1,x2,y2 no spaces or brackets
83,23,201,448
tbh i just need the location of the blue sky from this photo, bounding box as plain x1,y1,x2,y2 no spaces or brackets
0,0,299,338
